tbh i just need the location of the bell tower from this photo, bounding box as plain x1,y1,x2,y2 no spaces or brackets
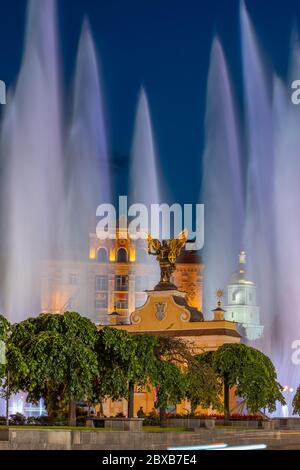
225,251,263,341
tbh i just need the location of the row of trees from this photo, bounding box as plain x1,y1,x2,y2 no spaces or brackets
0,311,289,425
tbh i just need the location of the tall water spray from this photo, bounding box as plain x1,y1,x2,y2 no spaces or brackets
1,0,63,322
130,89,161,289
130,88,160,210
272,31,300,401
202,37,244,316
240,1,275,355
64,19,110,260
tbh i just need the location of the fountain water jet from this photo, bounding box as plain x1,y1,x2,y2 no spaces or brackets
240,0,275,355
202,37,244,317
271,30,300,405
129,88,161,290
64,18,110,261
1,0,63,322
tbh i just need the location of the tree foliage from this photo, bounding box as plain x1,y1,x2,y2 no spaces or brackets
7,312,98,419
0,313,10,416
0,315,10,378
292,385,300,416
94,327,157,402
212,343,285,416
154,360,187,410
5,310,283,422
186,356,222,413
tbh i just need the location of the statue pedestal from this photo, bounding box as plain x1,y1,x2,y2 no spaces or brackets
130,288,203,327
153,281,177,291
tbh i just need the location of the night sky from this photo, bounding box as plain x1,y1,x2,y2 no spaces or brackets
0,0,299,204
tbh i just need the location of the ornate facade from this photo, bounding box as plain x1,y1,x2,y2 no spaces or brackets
41,227,204,324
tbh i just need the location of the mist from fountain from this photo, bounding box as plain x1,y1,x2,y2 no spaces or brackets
202,37,244,317
64,18,110,261
271,31,300,404
130,88,160,209
129,88,161,290
1,0,63,322
240,0,276,357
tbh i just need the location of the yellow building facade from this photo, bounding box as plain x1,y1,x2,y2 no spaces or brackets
41,226,203,324
41,225,240,417
102,288,240,417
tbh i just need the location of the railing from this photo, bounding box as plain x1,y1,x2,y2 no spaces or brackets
114,285,129,292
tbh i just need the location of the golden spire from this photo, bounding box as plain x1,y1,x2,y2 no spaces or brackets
239,250,246,264
215,289,224,308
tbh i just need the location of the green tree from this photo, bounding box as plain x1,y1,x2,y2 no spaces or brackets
0,315,11,425
186,355,222,414
292,385,300,416
94,328,157,417
0,315,10,378
154,360,186,424
7,312,98,425
212,343,285,419
152,336,190,425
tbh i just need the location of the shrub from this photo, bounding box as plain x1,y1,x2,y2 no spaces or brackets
0,416,6,425
9,413,26,425
26,415,68,426
143,412,160,426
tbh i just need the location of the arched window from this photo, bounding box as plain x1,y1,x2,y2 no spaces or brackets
97,248,107,263
117,248,128,263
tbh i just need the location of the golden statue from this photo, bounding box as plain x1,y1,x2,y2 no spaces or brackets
147,229,188,289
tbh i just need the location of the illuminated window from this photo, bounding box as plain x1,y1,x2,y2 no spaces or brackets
115,275,128,291
115,297,128,309
97,248,107,263
116,248,128,263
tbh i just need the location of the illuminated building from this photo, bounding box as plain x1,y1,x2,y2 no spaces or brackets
41,225,204,324
224,251,263,341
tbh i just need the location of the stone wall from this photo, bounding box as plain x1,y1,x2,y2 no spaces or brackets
0,428,212,450
0,425,300,450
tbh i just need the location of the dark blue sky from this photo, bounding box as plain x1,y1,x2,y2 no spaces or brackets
0,0,299,204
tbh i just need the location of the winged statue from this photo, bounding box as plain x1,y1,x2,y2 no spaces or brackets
147,229,188,285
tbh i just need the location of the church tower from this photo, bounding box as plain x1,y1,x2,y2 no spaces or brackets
224,251,263,341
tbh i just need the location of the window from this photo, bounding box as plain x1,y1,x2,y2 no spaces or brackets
95,294,108,309
116,248,128,263
115,275,128,291
95,275,108,291
97,248,107,263
69,273,77,285
232,292,236,301
115,297,128,309
249,292,253,302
